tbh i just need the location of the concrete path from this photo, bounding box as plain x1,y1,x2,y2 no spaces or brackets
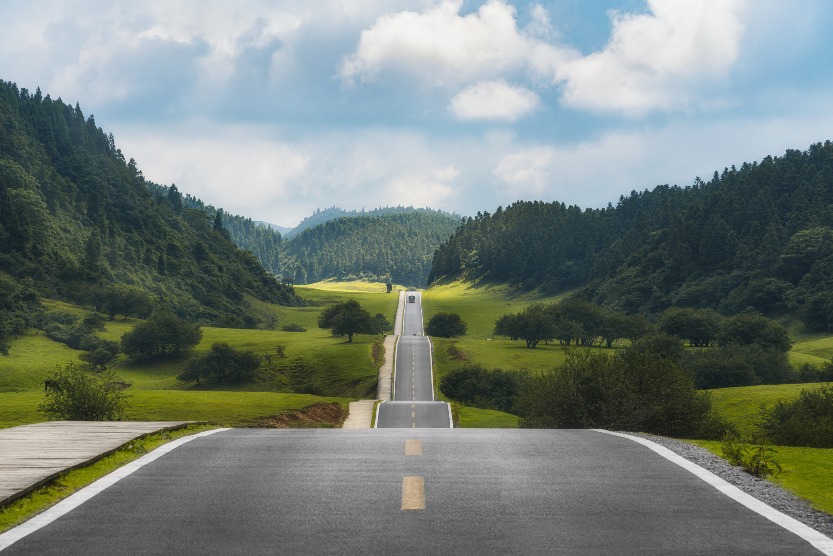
345,291,405,428
0,421,192,506
341,400,376,429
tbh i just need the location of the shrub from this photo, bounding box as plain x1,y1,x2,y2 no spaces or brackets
179,343,261,384
758,383,833,447
439,364,522,413
683,344,793,389
38,362,129,420
515,349,728,438
122,310,202,359
426,312,467,338
281,323,306,332
721,433,782,478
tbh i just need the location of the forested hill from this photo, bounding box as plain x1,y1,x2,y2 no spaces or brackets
284,210,461,286
284,205,447,239
0,80,301,331
429,141,833,331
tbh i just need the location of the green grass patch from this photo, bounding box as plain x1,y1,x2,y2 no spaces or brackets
707,383,827,437
423,281,570,379
790,333,833,365
124,390,351,426
690,440,833,515
456,405,520,428
0,424,217,533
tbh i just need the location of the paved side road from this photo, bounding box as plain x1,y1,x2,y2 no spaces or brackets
0,421,192,506
3,429,830,555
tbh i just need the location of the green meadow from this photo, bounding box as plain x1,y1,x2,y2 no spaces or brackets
0,282,400,429
422,280,570,380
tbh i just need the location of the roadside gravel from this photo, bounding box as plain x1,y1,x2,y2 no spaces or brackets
632,433,833,539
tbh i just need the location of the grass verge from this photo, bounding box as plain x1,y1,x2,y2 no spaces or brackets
0,424,217,534
690,440,833,516
707,383,827,437
457,406,520,428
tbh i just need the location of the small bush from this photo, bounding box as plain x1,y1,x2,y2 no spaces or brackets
281,323,306,332
721,433,782,478
426,312,467,338
38,362,129,421
439,364,521,413
758,383,833,447
179,343,261,384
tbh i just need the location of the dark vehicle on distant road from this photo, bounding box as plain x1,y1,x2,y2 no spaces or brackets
408,295,416,303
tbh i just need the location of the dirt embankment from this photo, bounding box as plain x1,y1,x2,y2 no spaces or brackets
250,402,346,428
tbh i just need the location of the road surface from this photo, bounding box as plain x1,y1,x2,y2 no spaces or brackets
377,291,452,428
3,428,825,555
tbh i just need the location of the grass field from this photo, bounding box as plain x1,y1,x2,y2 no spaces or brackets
0,282,398,429
691,440,833,515
423,280,570,380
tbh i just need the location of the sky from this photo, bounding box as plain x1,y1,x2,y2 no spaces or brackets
2,0,833,227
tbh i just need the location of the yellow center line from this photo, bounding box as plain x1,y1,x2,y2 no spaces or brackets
401,476,425,510
405,439,422,456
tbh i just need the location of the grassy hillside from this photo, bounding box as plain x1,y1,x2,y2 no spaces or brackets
0,282,398,429
422,281,569,380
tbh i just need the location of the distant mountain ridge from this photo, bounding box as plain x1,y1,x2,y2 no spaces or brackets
284,209,461,287
148,193,462,287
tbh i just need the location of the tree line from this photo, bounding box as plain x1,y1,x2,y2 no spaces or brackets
492,299,810,389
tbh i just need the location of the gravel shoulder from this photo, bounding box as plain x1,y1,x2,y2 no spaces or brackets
632,433,833,539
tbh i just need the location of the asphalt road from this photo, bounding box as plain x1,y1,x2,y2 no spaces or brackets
3,429,824,555
377,291,452,429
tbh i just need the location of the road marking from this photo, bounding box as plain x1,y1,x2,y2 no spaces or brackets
411,411,416,418
405,439,422,456
0,428,229,552
401,476,425,510
595,430,833,555
411,423,415,428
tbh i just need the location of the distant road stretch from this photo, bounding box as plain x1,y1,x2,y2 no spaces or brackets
377,291,452,429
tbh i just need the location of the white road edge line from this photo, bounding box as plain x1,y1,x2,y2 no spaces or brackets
391,334,399,401
594,429,833,555
374,401,384,429
0,427,230,553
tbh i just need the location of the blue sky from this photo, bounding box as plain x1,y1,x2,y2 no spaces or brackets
2,0,833,227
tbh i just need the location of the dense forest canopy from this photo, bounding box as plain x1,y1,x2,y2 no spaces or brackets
429,142,833,330
0,80,301,336
284,210,460,286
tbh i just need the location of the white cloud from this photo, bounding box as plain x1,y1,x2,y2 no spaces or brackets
449,79,540,121
339,0,551,87
493,146,556,196
117,124,311,219
341,0,750,115
556,0,748,114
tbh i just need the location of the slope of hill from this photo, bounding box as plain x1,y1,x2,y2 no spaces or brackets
285,210,461,286
429,142,833,330
0,80,301,339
